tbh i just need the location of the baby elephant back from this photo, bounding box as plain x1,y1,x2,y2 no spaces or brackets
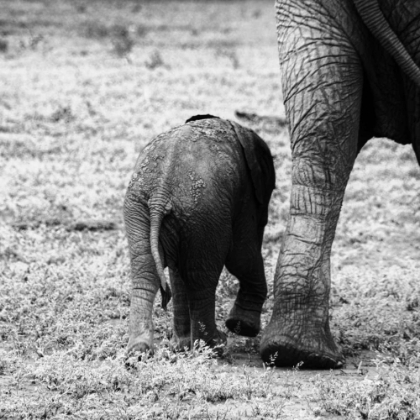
133,119,248,215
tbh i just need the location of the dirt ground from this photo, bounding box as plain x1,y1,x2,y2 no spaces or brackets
1,0,420,419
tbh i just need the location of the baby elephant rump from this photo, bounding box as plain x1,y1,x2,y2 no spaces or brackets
124,115,275,354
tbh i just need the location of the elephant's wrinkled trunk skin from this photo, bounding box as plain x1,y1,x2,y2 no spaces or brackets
353,0,420,87
149,195,172,309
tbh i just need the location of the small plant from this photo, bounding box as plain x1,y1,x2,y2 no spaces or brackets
145,50,166,70
111,25,134,58
136,23,148,37
50,105,74,123
83,21,110,39
214,45,240,69
27,33,44,50
0,38,8,53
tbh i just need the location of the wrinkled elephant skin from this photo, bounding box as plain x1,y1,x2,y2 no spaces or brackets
124,116,275,354
260,0,420,368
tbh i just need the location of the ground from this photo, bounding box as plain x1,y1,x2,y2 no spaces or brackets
1,1,420,419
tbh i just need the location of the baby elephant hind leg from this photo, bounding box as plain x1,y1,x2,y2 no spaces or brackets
169,268,191,351
187,283,227,354
179,246,229,353
225,245,267,338
124,197,160,355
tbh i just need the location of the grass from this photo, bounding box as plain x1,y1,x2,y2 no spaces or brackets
1,0,420,418
316,358,420,419
1,345,287,419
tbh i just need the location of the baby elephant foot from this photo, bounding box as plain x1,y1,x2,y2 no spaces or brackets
191,328,227,353
202,329,227,356
171,334,191,352
225,305,261,337
209,329,227,347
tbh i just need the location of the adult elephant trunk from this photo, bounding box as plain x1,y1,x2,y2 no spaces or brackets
353,0,420,87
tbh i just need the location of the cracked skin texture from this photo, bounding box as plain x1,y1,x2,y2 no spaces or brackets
128,119,245,220
125,117,275,354
260,0,420,368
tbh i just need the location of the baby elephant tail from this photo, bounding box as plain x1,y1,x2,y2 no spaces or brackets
149,199,172,310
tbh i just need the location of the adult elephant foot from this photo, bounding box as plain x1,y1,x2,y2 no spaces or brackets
127,336,154,356
225,304,261,337
260,314,343,369
258,202,348,369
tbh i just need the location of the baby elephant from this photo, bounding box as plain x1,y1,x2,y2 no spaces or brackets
124,115,275,354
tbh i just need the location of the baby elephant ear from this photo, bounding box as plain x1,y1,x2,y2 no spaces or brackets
230,121,270,204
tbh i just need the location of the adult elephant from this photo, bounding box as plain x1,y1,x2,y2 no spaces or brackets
260,0,420,368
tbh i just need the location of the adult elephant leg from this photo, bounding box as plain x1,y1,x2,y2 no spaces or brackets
169,268,191,350
260,1,363,368
124,197,160,354
225,228,267,337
